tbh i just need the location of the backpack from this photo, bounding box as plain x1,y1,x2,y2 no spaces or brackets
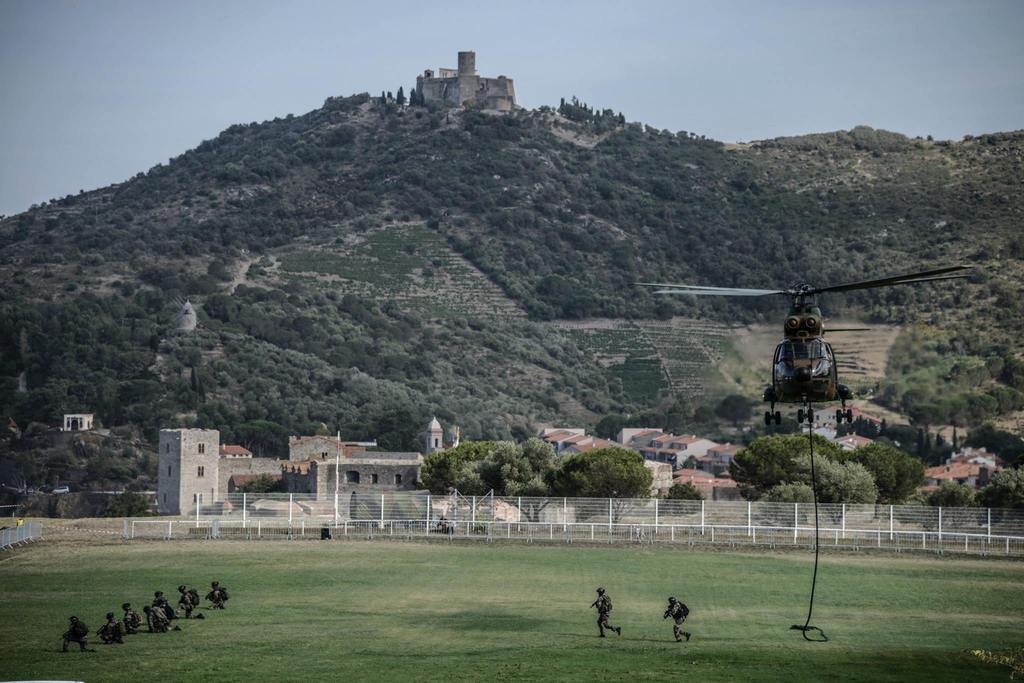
189,589,200,605
680,602,689,618
603,595,612,611
219,586,230,601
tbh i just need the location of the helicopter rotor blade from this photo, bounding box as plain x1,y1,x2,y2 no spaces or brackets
811,265,972,295
824,327,872,333
637,283,786,297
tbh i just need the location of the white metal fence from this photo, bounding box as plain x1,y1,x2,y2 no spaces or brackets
124,493,1024,557
0,522,43,550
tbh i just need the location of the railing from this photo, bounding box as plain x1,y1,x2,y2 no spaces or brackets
124,493,1024,557
0,522,43,550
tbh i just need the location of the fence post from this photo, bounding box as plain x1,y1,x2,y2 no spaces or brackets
243,492,247,528
122,519,129,539
889,505,893,541
794,502,798,544
426,494,431,529
166,520,172,540
608,498,613,535
334,492,339,525
381,494,385,527
841,504,846,540
472,496,476,525
654,499,659,532
700,500,705,536
747,501,752,536
938,507,943,544
987,508,991,543
195,501,200,528
563,497,568,532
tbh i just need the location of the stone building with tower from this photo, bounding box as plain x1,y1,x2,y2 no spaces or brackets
157,424,434,515
424,417,460,454
416,51,517,111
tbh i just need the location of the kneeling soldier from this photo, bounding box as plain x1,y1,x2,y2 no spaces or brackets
144,605,171,633
62,616,95,652
122,602,142,634
591,587,621,638
153,591,176,621
206,581,229,609
97,612,125,644
663,596,691,642
178,584,202,618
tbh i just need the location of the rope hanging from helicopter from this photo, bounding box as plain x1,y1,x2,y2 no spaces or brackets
790,403,828,642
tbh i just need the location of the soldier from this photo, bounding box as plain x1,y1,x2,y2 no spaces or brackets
206,581,229,609
61,616,95,652
97,612,125,644
143,605,170,633
153,590,176,621
590,587,621,638
178,584,203,618
122,602,142,634
663,596,691,642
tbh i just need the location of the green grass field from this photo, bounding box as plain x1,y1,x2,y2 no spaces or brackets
2,538,1022,681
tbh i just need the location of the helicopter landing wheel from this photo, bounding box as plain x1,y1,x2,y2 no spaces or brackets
835,409,844,425
774,411,782,425
807,408,814,424
845,408,854,423
764,411,772,426
797,408,805,424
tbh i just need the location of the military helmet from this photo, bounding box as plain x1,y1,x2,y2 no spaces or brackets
154,590,163,597
596,587,605,594
122,602,131,610
106,612,115,619
668,596,677,603
69,616,79,622
178,584,187,591
143,605,151,612
212,581,219,587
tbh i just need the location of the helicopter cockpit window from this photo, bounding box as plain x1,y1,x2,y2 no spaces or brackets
774,339,833,379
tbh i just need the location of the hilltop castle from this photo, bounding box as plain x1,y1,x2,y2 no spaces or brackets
416,51,517,111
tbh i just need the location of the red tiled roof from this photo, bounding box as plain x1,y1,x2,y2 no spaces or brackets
229,473,282,486
220,444,252,456
924,463,987,481
672,468,716,482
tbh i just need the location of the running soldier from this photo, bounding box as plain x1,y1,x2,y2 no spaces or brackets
590,587,621,638
122,602,142,634
143,605,170,633
62,616,95,652
153,591,177,621
206,581,229,609
663,596,691,642
97,612,125,644
178,585,203,618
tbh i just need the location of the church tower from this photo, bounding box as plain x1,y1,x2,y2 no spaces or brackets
425,417,444,454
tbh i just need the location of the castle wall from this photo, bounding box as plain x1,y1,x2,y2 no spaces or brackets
218,457,284,492
157,429,220,515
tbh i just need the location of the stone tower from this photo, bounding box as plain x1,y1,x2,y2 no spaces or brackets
176,300,198,332
425,417,444,454
158,428,220,515
457,51,476,75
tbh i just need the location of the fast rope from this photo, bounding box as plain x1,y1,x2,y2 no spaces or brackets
790,404,829,642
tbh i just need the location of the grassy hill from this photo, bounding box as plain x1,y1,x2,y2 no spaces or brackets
1,93,1022,482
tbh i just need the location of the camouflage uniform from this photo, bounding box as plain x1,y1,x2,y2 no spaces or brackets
153,591,177,621
206,581,229,609
591,589,621,637
663,597,691,642
62,616,94,652
98,612,125,644
122,603,142,634
144,605,170,633
178,585,200,618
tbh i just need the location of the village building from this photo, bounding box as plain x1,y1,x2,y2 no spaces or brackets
62,413,94,431
833,434,874,451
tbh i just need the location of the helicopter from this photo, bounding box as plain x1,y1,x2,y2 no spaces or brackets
639,265,972,426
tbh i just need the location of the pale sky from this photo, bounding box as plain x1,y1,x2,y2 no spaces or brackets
1,0,1022,216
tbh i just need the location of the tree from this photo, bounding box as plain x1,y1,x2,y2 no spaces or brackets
664,482,703,500
927,481,976,507
978,469,1024,510
396,87,405,106
715,394,753,427
841,443,924,503
548,446,653,498
478,439,555,497
730,434,842,499
764,482,815,503
105,491,153,517
420,441,496,494
594,415,627,440
808,455,878,504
